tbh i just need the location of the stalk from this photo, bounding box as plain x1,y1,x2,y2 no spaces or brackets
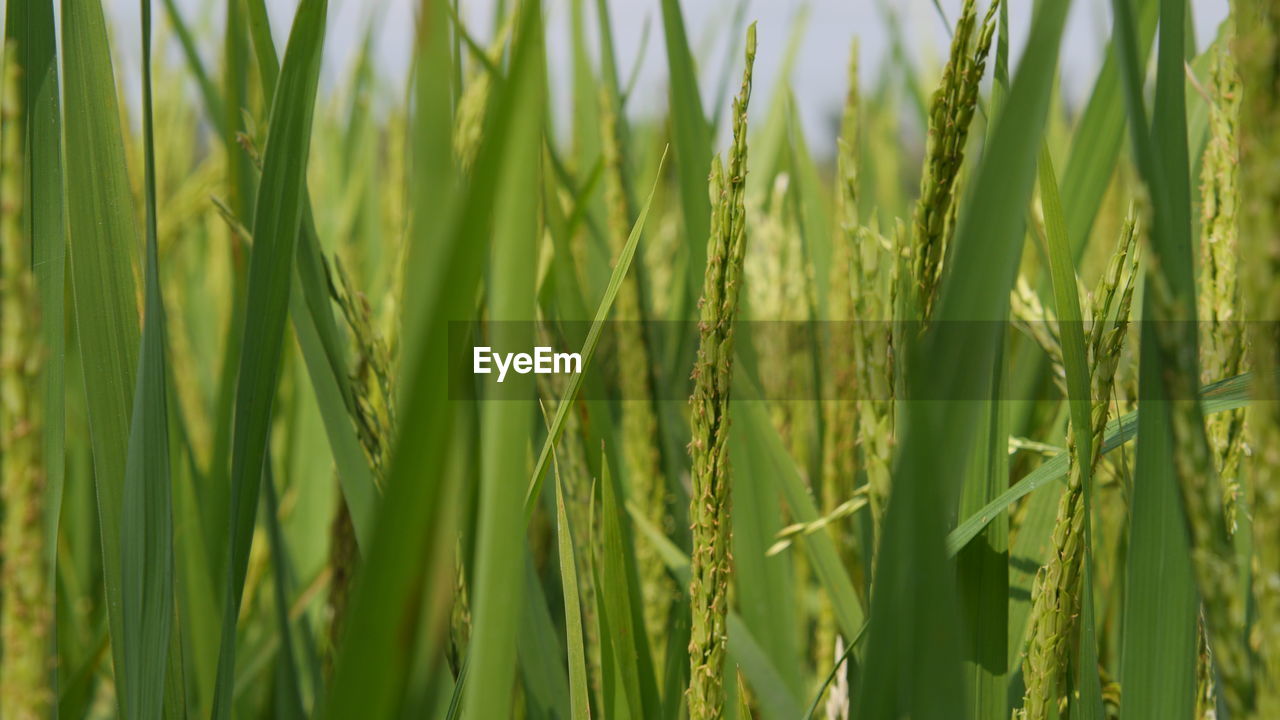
1019,214,1139,719
599,83,672,666
911,0,999,319
1,46,52,719
687,23,755,720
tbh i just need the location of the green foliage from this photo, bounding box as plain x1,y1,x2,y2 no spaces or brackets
5,0,1277,717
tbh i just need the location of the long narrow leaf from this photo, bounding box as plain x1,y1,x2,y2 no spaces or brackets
119,1,175,716
947,370,1264,554
857,2,1072,716
13,0,66,699
60,0,143,707
1037,144,1102,718
553,456,591,720
523,147,669,515
1112,0,1200,714
461,2,544,717
211,2,328,716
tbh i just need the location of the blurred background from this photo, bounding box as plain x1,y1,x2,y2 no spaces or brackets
105,0,1229,155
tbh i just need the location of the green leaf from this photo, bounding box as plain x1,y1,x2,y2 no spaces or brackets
211,1,328,716
60,0,143,708
222,0,380,551
159,0,227,137
119,1,176,716
319,0,507,712
10,0,66,695
956,342,1009,720
947,370,1263,555
460,3,545,718
1059,0,1158,259
731,381,865,642
657,0,711,307
856,1,1072,715
260,465,308,719
516,552,573,718
729,417,802,698
244,0,281,98
553,455,591,720
596,456,650,718
1036,144,1102,718
523,146,669,516
626,501,806,720
1111,0,1201,715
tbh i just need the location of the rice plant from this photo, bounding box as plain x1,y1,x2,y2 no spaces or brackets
1,0,1278,718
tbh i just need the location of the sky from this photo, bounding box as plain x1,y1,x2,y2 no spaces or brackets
103,0,1230,155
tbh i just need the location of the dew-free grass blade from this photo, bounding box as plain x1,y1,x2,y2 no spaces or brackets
731,380,865,641
260,464,307,719
321,0,488,712
10,0,66,700
460,5,545,717
1111,0,1207,715
211,1,328,716
947,370,1265,555
524,146,669,516
728,419,802,698
119,1,176,716
159,0,227,138
857,1,1071,715
1028,144,1102,718
59,0,143,708
956,343,1009,720
244,0,281,98
1059,0,1157,258
553,453,591,720
517,550,573,719
626,501,807,720
596,454,662,718
657,0,711,304
232,0,381,544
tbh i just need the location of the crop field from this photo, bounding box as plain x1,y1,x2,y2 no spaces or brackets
1,0,1278,718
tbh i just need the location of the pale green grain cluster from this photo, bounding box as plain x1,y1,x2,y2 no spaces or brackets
1235,2,1280,709
1019,214,1138,720
911,0,1000,319
821,43,862,527
743,172,811,455
453,22,510,171
1198,40,1246,533
1011,275,1067,394
333,258,397,482
687,23,755,720
0,46,52,720
599,82,672,665
856,220,899,555
327,256,398,672
1197,621,1219,720
817,42,862,685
